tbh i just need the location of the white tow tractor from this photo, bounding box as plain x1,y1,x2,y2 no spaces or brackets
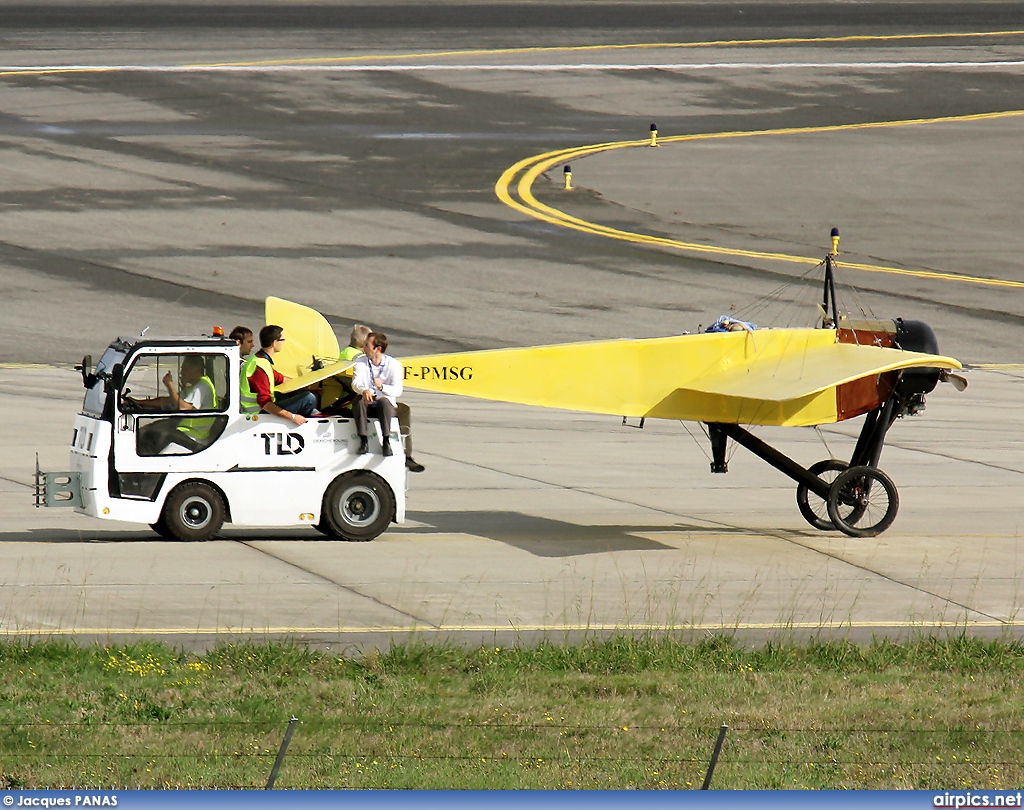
35,332,406,542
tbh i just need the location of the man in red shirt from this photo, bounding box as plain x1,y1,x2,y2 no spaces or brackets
240,325,318,425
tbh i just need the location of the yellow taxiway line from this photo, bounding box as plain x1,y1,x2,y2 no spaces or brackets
4,620,1023,637
497,111,1024,290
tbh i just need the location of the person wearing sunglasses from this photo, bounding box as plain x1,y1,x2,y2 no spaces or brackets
239,324,318,426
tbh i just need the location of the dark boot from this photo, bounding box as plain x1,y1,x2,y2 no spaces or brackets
405,457,425,473
357,436,369,455
382,438,393,457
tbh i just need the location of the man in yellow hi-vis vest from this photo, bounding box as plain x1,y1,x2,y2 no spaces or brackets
240,324,318,426
134,355,218,455
319,324,371,418
174,356,219,446
229,325,254,360
130,354,214,413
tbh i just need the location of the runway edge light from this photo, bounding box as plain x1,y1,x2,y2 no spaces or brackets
650,122,658,147
563,164,572,191
831,227,840,255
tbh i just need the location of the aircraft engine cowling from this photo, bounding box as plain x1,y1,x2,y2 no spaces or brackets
894,318,941,395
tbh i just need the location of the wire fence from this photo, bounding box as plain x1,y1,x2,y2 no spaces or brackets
3,718,1023,789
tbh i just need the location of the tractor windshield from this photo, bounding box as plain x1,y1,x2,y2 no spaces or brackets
82,343,129,418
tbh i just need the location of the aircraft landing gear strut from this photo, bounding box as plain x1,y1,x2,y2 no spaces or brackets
706,394,904,537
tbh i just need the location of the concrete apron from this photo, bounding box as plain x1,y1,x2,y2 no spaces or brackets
2,364,1022,651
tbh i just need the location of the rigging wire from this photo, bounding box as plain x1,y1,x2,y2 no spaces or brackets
728,261,830,330
814,425,836,460
832,260,879,324
683,246,863,469
687,421,738,468
681,420,713,463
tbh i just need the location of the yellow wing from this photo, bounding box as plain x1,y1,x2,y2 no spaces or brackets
276,360,354,394
264,297,341,380
401,329,961,427
260,297,962,427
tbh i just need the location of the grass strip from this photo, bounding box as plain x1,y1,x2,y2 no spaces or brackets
1,635,1023,789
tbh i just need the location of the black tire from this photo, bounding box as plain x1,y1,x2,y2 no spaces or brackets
149,516,175,540
796,459,848,531
826,466,899,538
320,471,395,542
160,482,225,542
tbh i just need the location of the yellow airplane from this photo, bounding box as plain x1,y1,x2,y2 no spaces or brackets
272,253,964,538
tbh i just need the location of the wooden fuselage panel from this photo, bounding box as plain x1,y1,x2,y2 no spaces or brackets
835,327,898,421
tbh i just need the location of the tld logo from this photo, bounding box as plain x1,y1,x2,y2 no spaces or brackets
261,432,305,455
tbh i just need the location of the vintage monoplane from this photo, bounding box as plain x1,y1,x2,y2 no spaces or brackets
274,248,965,538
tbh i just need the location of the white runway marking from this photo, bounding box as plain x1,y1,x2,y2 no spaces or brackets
3,60,1024,75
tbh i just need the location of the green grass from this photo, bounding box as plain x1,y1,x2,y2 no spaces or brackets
2,636,1023,789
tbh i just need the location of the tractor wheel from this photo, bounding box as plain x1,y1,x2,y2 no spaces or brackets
149,516,175,540
160,482,225,542
320,471,395,542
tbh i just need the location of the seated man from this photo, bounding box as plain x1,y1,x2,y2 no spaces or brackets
129,354,215,412
321,324,371,417
327,323,425,471
132,355,219,454
352,331,402,456
229,325,255,360
240,325,318,426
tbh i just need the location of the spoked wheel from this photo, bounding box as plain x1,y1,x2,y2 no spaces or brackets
160,482,225,542
796,459,848,531
826,466,900,537
319,471,395,541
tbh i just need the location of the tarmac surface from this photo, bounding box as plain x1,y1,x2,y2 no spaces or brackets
2,1,1023,649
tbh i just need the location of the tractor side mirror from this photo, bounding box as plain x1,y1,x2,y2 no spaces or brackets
76,355,94,389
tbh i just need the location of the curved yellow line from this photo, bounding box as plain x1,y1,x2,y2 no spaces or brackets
498,111,1024,289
